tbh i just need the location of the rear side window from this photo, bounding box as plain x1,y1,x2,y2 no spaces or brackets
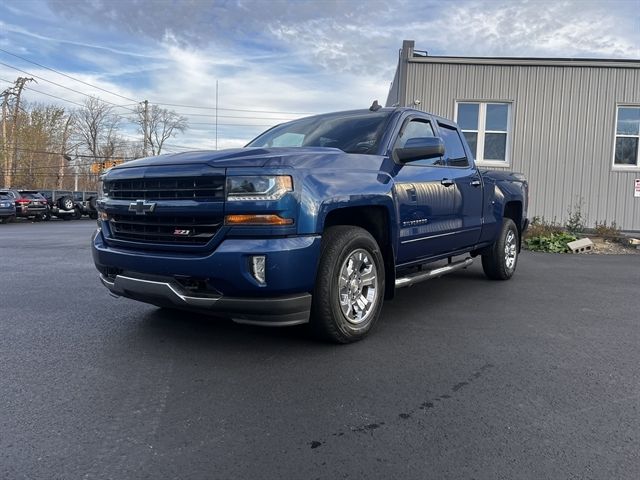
438,123,469,167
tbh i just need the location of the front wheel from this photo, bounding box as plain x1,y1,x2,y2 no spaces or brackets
481,218,519,280
310,226,385,343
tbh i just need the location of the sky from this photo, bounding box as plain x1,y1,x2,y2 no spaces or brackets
0,0,639,153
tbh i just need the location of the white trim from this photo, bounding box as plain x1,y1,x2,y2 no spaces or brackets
410,56,640,69
612,103,640,171
454,100,512,166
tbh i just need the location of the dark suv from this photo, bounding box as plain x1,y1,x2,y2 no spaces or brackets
73,191,99,219
0,193,16,223
0,190,48,220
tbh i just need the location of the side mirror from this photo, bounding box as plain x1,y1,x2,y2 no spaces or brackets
395,137,445,163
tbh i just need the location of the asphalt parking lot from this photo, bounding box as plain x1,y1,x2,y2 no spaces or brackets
1,220,639,479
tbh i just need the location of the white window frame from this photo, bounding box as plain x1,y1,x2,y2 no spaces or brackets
454,101,513,167
612,104,640,171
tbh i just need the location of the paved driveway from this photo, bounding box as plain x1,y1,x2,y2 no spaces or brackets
1,220,638,479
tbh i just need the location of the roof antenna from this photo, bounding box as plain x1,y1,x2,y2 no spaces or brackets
369,100,381,112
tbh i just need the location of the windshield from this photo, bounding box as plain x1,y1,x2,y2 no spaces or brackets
247,111,392,154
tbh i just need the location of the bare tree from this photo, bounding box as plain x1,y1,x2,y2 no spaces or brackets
133,103,187,156
75,97,120,163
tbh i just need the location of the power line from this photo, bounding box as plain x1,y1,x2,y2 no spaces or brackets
153,102,314,115
1,77,85,107
166,111,298,120
0,47,139,103
0,60,138,112
0,49,320,118
12,146,136,160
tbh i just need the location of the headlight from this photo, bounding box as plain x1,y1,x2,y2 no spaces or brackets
98,177,109,199
226,175,293,201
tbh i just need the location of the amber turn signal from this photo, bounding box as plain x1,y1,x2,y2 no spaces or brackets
224,214,293,226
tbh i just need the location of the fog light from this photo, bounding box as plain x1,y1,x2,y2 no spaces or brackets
251,255,266,284
99,211,109,221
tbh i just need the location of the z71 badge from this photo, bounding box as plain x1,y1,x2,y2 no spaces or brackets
173,229,191,236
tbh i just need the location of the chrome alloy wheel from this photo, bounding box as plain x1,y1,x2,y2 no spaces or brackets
505,230,517,270
338,248,378,325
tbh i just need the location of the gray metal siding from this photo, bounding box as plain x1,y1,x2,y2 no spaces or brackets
405,62,640,230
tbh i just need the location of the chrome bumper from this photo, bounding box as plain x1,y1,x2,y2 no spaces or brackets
99,274,311,326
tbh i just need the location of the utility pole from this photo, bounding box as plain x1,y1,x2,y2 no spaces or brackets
7,77,35,188
142,99,149,156
58,115,73,190
1,91,9,188
73,148,79,191
8,77,34,187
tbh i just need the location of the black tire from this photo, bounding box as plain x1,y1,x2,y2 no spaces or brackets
62,214,73,221
72,207,82,219
310,226,385,343
88,196,97,211
58,196,74,211
481,218,519,280
42,210,51,221
7,215,16,223
89,211,98,220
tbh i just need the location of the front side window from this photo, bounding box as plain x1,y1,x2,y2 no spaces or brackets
456,102,511,163
614,106,640,167
394,119,442,166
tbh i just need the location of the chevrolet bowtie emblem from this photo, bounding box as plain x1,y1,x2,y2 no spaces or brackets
128,199,156,215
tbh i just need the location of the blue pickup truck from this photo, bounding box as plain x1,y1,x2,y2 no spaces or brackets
92,107,528,342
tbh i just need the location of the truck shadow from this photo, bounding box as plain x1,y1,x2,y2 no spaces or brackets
134,266,488,349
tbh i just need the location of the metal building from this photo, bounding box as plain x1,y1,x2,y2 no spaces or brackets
387,40,640,231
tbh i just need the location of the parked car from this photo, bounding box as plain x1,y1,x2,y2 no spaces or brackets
39,190,81,220
0,189,49,220
0,193,16,223
93,107,528,343
73,191,99,219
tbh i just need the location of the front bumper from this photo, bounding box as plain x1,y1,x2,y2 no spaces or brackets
100,273,312,325
92,228,322,325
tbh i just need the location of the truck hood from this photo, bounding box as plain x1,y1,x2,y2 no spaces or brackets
110,147,345,169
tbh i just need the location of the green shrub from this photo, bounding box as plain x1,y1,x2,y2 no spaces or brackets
566,199,586,234
525,232,577,253
525,216,563,239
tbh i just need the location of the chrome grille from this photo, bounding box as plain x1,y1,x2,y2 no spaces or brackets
109,214,223,245
106,176,224,201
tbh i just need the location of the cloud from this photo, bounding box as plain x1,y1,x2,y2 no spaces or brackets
0,0,637,152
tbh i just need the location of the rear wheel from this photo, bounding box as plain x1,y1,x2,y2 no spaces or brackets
481,218,519,280
310,226,385,343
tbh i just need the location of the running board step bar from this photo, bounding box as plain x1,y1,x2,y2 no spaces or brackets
395,257,473,288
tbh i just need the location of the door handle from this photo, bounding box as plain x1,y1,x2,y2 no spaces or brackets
470,179,481,187
441,178,454,187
